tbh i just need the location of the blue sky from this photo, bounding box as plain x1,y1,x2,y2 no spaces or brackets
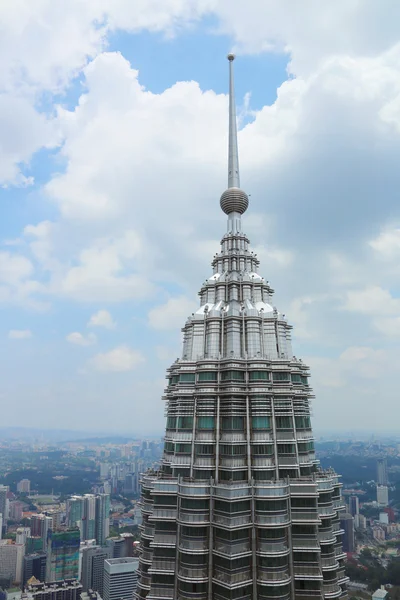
2,1,400,435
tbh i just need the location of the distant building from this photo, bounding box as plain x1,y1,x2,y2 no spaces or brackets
340,513,355,553
372,589,388,600
349,496,359,517
377,458,388,486
24,579,82,600
17,480,31,494
66,495,109,546
373,527,385,542
46,529,80,582
22,553,47,586
358,514,367,529
0,486,9,523
377,485,389,506
30,515,52,551
81,545,110,597
10,501,24,521
379,512,389,524
0,541,25,584
103,558,138,600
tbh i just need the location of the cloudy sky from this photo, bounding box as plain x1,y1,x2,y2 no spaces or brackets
1,0,400,436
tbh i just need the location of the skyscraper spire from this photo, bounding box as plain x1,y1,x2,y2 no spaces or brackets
227,53,240,189
220,54,249,220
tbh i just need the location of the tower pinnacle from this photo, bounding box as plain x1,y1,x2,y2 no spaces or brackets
220,53,249,217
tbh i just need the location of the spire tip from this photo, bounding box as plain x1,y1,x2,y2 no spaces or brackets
227,53,235,62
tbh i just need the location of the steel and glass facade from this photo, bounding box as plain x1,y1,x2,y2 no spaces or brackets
136,56,348,600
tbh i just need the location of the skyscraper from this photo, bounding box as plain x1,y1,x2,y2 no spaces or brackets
135,55,348,600
103,558,139,600
23,553,47,586
81,545,111,597
66,494,110,546
30,514,52,551
377,458,388,486
46,529,80,582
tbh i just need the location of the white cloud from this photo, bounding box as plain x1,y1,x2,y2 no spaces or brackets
66,332,97,346
370,228,400,259
88,309,115,329
8,329,32,339
343,286,400,316
148,296,196,331
89,345,144,372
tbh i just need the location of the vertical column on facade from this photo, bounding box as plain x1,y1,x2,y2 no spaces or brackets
215,396,220,484
287,486,296,600
246,395,252,482
174,480,181,600
250,480,257,600
207,481,214,600
271,396,280,480
190,397,197,479
291,401,301,477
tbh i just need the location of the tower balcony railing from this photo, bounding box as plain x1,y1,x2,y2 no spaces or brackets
213,569,252,585
333,499,346,510
323,581,342,597
169,455,191,465
194,457,215,467
214,483,251,498
220,432,246,442
252,457,275,467
316,480,334,492
257,568,290,583
138,574,151,588
146,586,174,599
179,537,208,551
149,560,175,573
293,564,323,579
337,569,349,584
219,457,247,467
179,511,210,524
140,549,154,562
213,513,252,527
214,595,251,600
318,531,336,544
292,537,320,550
141,502,154,514
318,506,336,518
276,431,296,441
296,431,315,440
335,548,346,560
151,533,177,546
294,591,323,600
257,539,288,554
178,565,208,580
214,540,251,556
153,482,178,493
278,456,299,466
321,555,339,570
150,509,177,520
255,484,289,497
255,513,290,526
141,526,155,539
289,484,318,496
252,431,273,441
165,432,192,442
178,483,210,497
291,510,320,523
196,431,215,441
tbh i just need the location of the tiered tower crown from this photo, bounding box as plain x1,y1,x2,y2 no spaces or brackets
136,56,348,600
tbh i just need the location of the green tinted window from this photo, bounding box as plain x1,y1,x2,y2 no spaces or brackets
197,416,214,430
180,373,195,383
249,371,270,381
273,372,290,382
252,416,271,430
221,371,245,381
198,371,217,382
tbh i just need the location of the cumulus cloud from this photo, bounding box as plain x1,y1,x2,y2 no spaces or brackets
8,329,32,339
148,296,196,330
66,332,97,346
89,345,144,372
88,309,116,329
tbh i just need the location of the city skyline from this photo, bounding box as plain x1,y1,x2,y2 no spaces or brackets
2,4,400,433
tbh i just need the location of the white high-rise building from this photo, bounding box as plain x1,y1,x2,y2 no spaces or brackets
66,494,110,545
377,485,389,506
0,541,25,584
136,55,348,600
103,558,139,600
